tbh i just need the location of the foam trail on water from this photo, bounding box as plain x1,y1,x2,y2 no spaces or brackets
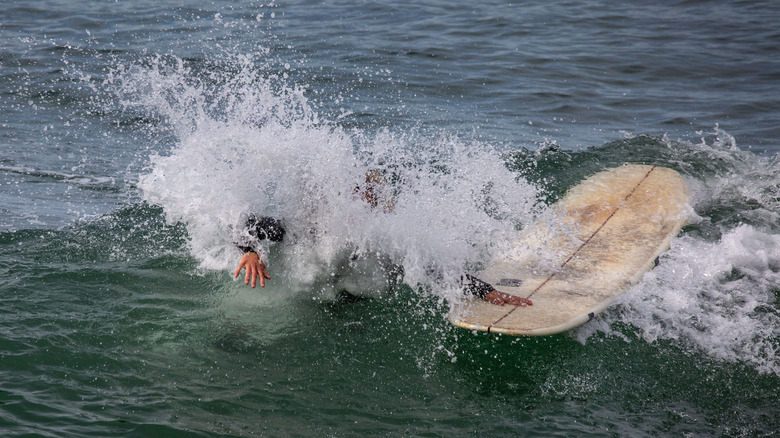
601,228,779,375
574,138,780,375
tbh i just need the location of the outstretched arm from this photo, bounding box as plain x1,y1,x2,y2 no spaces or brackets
463,274,532,306
233,215,286,288
234,251,271,288
484,289,533,307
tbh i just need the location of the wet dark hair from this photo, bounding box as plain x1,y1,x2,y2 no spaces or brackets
246,215,286,242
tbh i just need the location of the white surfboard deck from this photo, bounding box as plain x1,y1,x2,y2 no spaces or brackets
450,164,690,336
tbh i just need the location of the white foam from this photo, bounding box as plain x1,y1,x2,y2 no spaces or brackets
575,214,779,375
123,55,541,302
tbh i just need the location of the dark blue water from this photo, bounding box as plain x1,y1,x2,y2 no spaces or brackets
2,1,779,436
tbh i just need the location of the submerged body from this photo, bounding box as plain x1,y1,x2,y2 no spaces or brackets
232,175,532,306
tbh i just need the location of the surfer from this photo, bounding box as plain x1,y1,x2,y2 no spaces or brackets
232,214,531,306
233,173,532,307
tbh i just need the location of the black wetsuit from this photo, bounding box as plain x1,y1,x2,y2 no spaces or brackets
235,215,286,253
237,215,495,299
461,274,495,299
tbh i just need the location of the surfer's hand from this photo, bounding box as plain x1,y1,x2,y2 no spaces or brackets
485,290,533,307
234,251,271,288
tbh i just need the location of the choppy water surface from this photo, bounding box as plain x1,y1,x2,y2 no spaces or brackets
1,1,779,436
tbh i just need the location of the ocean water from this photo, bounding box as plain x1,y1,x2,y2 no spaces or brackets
1,0,779,436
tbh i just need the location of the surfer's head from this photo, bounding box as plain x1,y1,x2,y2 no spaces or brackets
354,170,395,213
247,214,286,242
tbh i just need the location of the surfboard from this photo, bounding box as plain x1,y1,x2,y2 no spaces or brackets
450,164,690,336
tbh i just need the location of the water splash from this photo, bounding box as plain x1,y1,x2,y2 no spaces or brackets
117,54,540,302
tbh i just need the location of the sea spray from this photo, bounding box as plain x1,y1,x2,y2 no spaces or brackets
121,54,541,302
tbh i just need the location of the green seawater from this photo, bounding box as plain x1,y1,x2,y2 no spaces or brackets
2,140,778,437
